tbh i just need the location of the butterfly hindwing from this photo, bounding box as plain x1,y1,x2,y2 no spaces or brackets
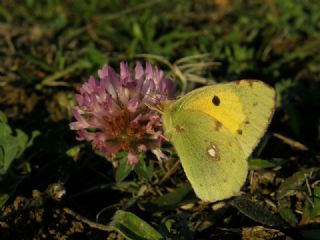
167,109,247,202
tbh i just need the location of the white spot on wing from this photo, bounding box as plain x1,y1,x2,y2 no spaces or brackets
207,144,219,161
208,147,216,157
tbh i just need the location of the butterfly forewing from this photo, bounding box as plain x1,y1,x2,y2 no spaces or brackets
173,80,276,158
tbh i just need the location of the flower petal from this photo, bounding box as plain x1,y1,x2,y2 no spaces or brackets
128,152,139,166
70,61,176,163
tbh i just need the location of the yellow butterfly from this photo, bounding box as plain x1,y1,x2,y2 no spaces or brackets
162,80,276,202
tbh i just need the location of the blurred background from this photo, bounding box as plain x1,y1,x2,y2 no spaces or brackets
1,1,320,239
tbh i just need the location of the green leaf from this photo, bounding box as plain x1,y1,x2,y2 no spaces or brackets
66,145,81,159
0,122,12,141
115,157,132,183
0,146,4,170
27,130,40,148
87,43,108,66
277,168,320,199
144,184,197,212
110,210,163,240
112,181,140,194
163,218,175,233
303,201,314,219
232,196,286,227
303,186,320,218
132,22,144,42
0,193,9,208
315,187,320,198
135,158,153,181
0,135,18,175
16,129,29,157
279,207,298,226
21,53,54,72
248,158,277,170
16,129,28,147
0,111,7,123
312,187,320,216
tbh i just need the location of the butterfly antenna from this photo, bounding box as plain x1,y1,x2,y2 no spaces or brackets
144,92,164,114
144,102,163,114
159,133,169,141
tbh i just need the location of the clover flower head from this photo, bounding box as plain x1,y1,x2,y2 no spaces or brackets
70,62,175,165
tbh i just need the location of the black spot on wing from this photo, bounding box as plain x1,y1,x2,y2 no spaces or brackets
212,95,220,106
237,129,243,135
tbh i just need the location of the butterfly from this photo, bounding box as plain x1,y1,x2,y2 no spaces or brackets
162,80,276,202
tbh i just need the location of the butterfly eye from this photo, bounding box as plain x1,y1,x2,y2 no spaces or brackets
212,96,220,106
